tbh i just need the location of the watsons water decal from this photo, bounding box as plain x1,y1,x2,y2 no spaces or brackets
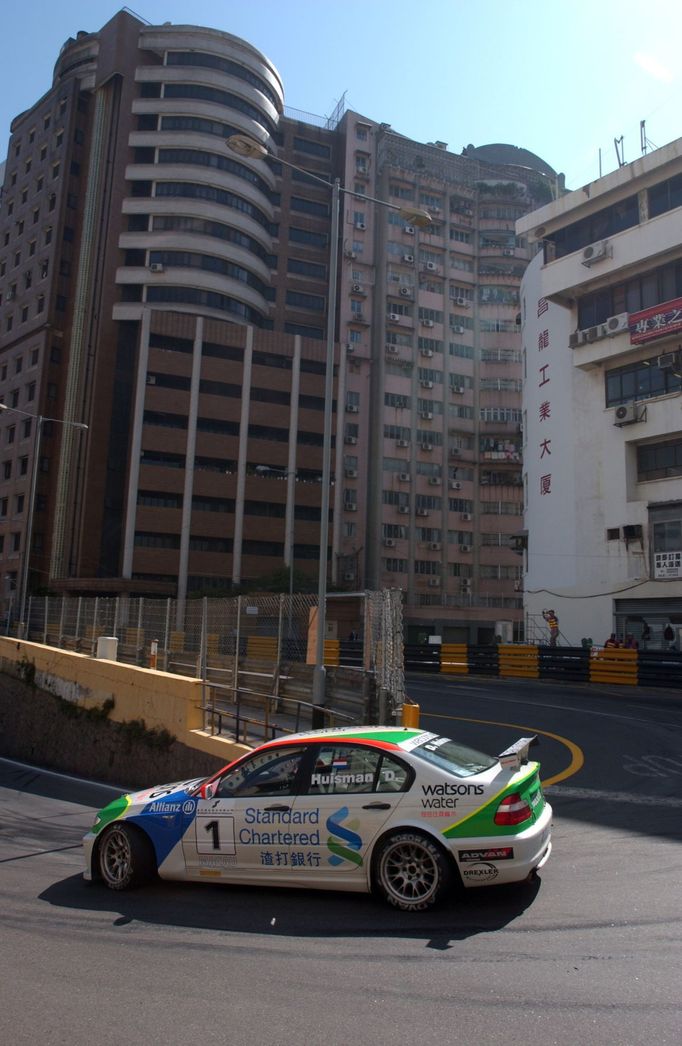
421,781,484,809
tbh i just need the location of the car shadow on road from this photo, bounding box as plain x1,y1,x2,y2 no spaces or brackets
40,872,541,948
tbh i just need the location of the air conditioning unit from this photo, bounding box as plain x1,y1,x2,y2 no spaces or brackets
404,225,415,235
400,286,411,297
386,345,400,355
149,262,165,273
585,325,603,343
605,312,629,335
146,374,156,385
397,439,409,448
344,503,357,513
421,348,434,358
451,481,462,491
581,240,609,266
417,508,430,517
398,505,410,514
388,313,401,322
344,435,358,444
352,283,363,293
503,248,515,256
422,319,435,328
420,411,434,420
345,404,359,413
622,524,643,540
383,538,396,548
346,343,355,354
568,331,582,349
428,477,440,486
355,222,366,231
399,472,411,482
449,448,461,457
452,325,465,334
345,250,357,260
343,571,355,581
613,402,639,426
461,512,472,521
429,542,442,551
450,385,465,394
344,468,358,478
459,543,472,553
460,579,472,590
421,380,434,389
426,261,437,271
421,443,434,452
454,297,469,307
403,254,415,264
428,578,441,588
658,352,679,370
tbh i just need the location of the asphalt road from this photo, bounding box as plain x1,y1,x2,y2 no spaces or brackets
1,676,680,1046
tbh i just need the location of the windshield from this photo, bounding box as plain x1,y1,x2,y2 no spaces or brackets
411,735,497,778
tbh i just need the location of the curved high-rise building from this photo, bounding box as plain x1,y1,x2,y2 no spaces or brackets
114,24,283,328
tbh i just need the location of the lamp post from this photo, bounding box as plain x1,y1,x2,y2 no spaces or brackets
0,404,87,635
226,134,431,719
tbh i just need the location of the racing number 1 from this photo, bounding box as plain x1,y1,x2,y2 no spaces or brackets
195,810,237,855
205,820,220,850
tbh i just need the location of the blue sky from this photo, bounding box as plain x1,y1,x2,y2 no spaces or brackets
1,0,680,187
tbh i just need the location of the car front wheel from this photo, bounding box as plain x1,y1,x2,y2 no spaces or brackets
374,830,452,911
98,824,156,890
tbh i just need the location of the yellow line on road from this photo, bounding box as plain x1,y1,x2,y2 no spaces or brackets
425,712,584,788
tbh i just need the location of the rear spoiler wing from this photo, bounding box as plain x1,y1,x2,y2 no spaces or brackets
497,735,538,770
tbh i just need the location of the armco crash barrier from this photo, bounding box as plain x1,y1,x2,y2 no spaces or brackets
406,643,682,688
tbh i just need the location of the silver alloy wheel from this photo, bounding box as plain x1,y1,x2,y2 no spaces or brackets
378,834,441,909
99,825,134,888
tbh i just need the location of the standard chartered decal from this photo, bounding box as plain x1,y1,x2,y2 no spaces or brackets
239,807,320,846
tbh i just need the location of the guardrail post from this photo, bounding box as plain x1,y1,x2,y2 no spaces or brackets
58,595,66,648
163,598,171,671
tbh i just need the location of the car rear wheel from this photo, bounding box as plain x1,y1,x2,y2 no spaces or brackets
98,824,156,891
374,830,452,911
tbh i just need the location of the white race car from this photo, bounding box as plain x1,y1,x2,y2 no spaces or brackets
83,726,552,911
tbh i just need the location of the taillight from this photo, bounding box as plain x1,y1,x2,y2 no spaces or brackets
494,792,532,826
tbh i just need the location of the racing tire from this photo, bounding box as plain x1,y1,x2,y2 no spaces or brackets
374,830,452,912
97,824,156,891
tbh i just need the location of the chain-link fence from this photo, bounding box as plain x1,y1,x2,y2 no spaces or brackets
12,589,405,728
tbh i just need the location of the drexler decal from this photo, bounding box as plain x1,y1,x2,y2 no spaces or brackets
461,862,499,882
458,847,514,862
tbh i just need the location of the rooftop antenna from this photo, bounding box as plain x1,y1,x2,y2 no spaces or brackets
640,119,658,156
614,135,625,168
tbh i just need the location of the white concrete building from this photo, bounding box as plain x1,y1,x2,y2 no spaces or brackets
517,138,682,650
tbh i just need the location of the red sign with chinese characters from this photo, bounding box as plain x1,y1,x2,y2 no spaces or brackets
629,296,682,344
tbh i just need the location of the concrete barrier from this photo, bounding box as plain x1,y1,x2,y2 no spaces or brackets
0,636,250,766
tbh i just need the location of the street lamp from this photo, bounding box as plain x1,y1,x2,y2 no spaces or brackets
226,134,431,718
0,404,87,635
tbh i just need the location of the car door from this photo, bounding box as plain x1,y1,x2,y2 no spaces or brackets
287,742,413,890
182,744,310,883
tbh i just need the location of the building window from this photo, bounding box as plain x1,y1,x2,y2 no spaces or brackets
605,354,682,406
637,438,682,481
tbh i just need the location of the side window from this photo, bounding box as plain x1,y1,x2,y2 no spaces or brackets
215,745,307,798
308,744,411,795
